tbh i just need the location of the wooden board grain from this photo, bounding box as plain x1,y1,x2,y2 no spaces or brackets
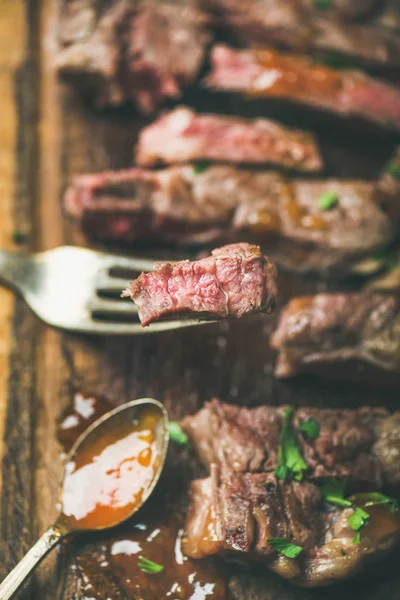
0,1,399,599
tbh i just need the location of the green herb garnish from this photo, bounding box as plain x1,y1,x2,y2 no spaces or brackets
12,230,29,245
138,556,164,574
275,407,308,482
268,538,303,558
299,418,319,440
318,192,339,211
320,479,352,508
349,492,399,513
386,162,400,179
348,507,370,544
316,52,360,70
313,0,331,10
193,161,211,174
168,422,189,446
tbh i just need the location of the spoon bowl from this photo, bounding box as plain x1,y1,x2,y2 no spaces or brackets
0,398,169,599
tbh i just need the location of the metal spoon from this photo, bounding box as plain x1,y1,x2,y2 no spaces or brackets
0,398,169,600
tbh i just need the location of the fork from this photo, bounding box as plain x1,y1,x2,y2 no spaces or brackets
0,246,201,335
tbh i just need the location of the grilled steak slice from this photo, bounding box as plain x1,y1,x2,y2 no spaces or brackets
122,243,277,326
135,106,323,171
206,0,400,69
207,45,400,131
64,165,396,275
181,398,389,488
271,293,400,385
56,0,209,112
183,399,400,586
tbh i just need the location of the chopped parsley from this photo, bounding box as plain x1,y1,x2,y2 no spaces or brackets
138,556,164,574
193,161,211,175
386,161,400,179
267,538,303,558
348,507,370,544
168,422,189,446
299,418,319,440
313,0,331,10
12,230,29,245
372,245,398,272
349,492,399,513
275,407,308,482
318,192,339,211
320,479,352,508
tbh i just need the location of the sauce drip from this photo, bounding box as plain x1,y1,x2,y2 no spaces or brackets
61,405,161,530
250,49,343,100
58,392,111,452
73,508,229,600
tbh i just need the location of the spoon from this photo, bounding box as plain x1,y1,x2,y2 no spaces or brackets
0,398,169,600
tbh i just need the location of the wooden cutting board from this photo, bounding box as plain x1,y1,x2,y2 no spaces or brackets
0,1,399,599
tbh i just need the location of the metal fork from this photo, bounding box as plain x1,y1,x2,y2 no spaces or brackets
0,246,201,335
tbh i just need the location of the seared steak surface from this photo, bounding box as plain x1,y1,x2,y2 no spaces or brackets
206,0,400,68
65,164,397,275
207,45,400,131
135,106,323,171
271,293,400,384
122,243,277,326
57,0,209,112
182,399,400,587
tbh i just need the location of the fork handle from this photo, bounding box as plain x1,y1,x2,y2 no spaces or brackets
0,526,65,599
0,250,29,290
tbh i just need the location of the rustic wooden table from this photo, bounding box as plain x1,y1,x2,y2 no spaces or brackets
0,1,399,599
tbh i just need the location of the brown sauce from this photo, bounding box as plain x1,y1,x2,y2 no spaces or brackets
74,510,229,600
58,395,230,599
58,392,111,452
60,404,161,530
283,197,328,232
250,49,344,100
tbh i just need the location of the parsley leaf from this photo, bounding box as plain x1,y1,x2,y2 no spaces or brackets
168,422,189,446
349,492,399,513
193,161,211,174
138,556,164,574
299,418,319,440
386,162,400,179
275,407,308,482
318,192,339,211
268,538,303,558
313,0,331,9
348,507,370,543
320,479,352,508
12,230,29,245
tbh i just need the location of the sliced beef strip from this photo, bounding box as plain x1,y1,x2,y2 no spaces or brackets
135,106,323,172
207,45,400,132
64,164,397,276
205,0,400,69
57,0,209,112
182,398,391,488
122,243,277,326
271,293,400,385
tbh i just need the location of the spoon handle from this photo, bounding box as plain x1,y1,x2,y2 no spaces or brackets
0,526,64,599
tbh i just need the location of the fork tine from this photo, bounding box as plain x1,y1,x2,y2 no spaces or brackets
100,254,158,273
96,276,131,294
90,298,139,315
74,319,203,335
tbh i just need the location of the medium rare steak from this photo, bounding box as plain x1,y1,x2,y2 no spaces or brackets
182,399,400,587
207,45,400,131
64,165,397,275
56,0,209,112
122,243,277,326
205,0,400,69
135,106,323,171
271,293,400,385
